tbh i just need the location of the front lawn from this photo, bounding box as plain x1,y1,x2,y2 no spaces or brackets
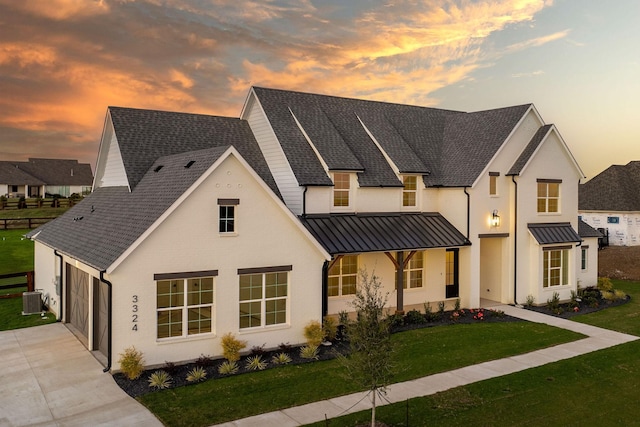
0,229,34,275
307,280,640,426
139,322,582,426
0,297,56,331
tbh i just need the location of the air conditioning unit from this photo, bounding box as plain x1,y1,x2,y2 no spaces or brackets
22,292,43,315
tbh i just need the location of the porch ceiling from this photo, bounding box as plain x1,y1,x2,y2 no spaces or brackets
299,212,469,255
528,222,582,245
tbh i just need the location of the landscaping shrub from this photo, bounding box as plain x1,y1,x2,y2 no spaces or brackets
218,361,239,375
221,333,247,362
322,316,337,342
195,354,214,367
405,308,426,324
304,320,325,346
300,345,320,360
118,346,145,380
186,367,207,383
249,344,266,356
271,352,292,365
245,355,268,371
148,370,172,390
598,277,614,292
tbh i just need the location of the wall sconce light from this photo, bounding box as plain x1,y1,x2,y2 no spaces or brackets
491,209,500,227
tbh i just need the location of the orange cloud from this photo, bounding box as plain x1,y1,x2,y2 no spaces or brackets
0,0,109,20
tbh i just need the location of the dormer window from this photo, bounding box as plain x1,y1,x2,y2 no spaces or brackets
402,176,418,208
333,173,351,208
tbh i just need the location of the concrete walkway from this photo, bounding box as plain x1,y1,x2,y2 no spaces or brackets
0,323,162,427
214,305,639,427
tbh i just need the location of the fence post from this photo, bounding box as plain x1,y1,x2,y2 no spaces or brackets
26,271,34,292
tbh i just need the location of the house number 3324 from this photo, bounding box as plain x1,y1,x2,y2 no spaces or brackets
132,295,139,331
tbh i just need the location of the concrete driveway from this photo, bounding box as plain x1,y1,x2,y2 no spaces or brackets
0,323,162,427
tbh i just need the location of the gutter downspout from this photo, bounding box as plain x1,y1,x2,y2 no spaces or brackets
302,186,307,217
321,261,328,318
463,187,470,239
54,250,63,322
511,176,518,306
100,271,113,373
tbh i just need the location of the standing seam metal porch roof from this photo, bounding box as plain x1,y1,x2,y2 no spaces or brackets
528,223,582,245
299,213,470,255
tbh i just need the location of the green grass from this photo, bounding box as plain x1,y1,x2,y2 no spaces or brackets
0,206,69,219
306,281,640,427
0,229,34,275
0,296,57,331
139,322,582,426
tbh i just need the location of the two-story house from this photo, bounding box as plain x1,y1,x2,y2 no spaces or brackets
28,87,598,369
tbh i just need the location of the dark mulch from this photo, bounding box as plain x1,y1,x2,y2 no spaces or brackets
524,294,631,319
113,308,518,398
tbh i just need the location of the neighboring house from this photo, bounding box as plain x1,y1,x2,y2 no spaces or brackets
579,161,640,246
0,158,93,198
29,87,595,369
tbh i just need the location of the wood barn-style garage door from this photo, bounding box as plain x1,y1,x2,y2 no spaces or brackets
66,264,89,346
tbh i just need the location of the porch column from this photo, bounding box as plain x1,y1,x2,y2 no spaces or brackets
395,251,404,314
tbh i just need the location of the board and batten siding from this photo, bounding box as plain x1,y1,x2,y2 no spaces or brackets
94,116,129,189
244,95,303,215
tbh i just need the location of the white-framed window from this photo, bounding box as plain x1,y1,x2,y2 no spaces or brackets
543,247,569,287
218,198,239,233
328,255,357,297
395,251,424,289
581,246,588,270
489,172,499,196
537,180,560,213
156,275,215,339
239,267,290,329
333,173,351,208
402,176,418,208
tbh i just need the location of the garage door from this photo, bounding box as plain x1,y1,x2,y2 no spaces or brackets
66,264,89,346
93,278,109,356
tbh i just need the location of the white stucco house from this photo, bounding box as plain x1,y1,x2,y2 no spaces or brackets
579,161,640,246
29,87,599,369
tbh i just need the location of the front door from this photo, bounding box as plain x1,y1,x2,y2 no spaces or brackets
445,248,459,299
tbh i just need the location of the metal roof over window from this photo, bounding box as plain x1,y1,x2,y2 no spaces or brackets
528,223,582,245
299,213,470,255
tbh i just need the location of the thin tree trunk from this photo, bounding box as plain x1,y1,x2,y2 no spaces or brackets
371,388,376,427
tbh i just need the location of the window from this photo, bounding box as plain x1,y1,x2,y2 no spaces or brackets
333,173,351,207
607,216,620,224
537,180,560,213
402,176,418,207
239,268,289,329
156,276,214,339
581,247,588,270
218,198,239,233
445,249,459,298
328,255,357,297
489,172,499,196
543,248,569,287
395,251,424,289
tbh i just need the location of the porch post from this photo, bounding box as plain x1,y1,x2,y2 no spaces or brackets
396,251,404,314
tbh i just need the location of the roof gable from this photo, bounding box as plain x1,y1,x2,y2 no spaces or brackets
107,107,279,195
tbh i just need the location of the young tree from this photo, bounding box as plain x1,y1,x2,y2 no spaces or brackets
341,269,394,427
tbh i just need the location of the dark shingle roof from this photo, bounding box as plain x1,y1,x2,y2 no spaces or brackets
299,213,469,255
109,107,279,195
29,146,233,270
528,223,582,245
579,161,640,211
253,87,531,188
0,159,92,186
0,162,44,185
508,125,552,176
578,219,602,238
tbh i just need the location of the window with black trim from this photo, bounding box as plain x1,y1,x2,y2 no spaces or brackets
156,276,214,339
581,247,588,270
543,247,569,287
218,198,239,233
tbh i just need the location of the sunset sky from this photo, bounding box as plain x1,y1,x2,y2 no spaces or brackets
1,0,638,180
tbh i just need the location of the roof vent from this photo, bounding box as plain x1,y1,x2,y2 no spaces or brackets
185,160,195,169
154,165,164,172
73,216,84,221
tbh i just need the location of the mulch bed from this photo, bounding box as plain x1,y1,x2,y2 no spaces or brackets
113,307,519,398
523,294,631,319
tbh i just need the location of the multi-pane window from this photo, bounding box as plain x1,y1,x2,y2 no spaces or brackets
581,247,588,270
489,172,499,196
157,277,214,339
395,251,424,289
537,180,560,213
328,255,358,297
239,270,288,329
543,248,569,287
402,176,417,207
333,173,351,207
219,206,235,232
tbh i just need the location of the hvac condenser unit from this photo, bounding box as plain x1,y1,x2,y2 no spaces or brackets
22,292,43,315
